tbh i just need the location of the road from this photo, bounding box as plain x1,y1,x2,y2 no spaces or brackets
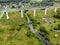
36,32,50,45
25,14,51,45
25,14,35,32
0,6,60,12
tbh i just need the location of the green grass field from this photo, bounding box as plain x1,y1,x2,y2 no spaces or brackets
0,11,44,45
0,8,60,45
26,8,60,45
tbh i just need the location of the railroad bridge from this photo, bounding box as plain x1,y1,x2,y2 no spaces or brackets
0,1,60,19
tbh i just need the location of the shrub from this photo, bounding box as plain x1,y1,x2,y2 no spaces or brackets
26,30,35,38
39,26,50,41
56,44,60,45
0,29,4,33
53,15,60,19
53,24,60,30
9,26,15,31
39,26,49,35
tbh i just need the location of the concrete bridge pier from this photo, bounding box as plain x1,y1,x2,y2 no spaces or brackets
0,11,4,19
55,8,57,12
45,8,48,15
34,9,36,16
6,11,9,19
21,10,24,17
0,6,9,19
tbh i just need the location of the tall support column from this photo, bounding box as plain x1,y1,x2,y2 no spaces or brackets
21,10,23,17
45,8,48,15
34,9,36,16
0,11,4,19
6,12,9,19
55,8,57,12
0,6,9,19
